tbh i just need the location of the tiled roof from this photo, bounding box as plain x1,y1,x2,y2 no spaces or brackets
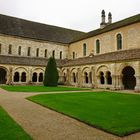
0,14,85,44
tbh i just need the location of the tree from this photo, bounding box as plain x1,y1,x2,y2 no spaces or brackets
43,57,59,86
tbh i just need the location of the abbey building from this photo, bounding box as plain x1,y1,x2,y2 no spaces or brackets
0,10,140,91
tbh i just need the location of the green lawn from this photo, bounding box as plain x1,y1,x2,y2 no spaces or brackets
28,91,140,136
0,106,32,140
1,85,87,92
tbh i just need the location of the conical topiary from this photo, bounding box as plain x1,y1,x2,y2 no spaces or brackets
43,57,59,86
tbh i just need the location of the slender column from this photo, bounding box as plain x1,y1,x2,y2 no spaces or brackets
135,76,140,92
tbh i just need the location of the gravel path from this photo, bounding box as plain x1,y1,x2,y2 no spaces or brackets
0,88,140,140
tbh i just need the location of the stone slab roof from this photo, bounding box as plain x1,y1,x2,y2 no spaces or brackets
0,14,85,44
72,14,140,43
0,49,139,67
62,49,140,67
0,55,64,67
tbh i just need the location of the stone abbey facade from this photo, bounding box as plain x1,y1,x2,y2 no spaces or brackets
0,10,140,91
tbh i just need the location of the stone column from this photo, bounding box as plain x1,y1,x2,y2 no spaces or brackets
77,68,82,87
135,76,140,92
116,75,124,90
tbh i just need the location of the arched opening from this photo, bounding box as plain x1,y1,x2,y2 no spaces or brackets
32,72,37,82
14,72,19,82
106,71,112,85
100,72,104,84
39,73,43,82
84,72,88,84
73,72,76,83
0,68,7,84
122,66,136,89
21,72,26,82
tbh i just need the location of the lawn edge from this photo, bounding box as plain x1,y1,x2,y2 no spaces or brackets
26,97,140,137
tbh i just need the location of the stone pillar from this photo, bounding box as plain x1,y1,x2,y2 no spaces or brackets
77,68,82,87
111,75,116,89
116,75,124,90
135,76,140,92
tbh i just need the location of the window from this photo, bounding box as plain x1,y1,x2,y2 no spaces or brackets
36,48,39,57
106,71,112,85
32,72,37,82
117,33,122,50
8,44,12,54
39,73,43,82
0,44,1,54
60,51,62,59
52,50,55,58
73,73,76,83
14,72,19,82
96,40,100,54
27,47,31,56
72,52,75,59
45,49,47,58
100,72,104,84
18,46,21,55
83,43,86,56
21,72,26,82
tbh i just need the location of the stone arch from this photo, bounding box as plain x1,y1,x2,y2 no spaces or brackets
122,66,136,89
70,68,78,83
96,65,108,75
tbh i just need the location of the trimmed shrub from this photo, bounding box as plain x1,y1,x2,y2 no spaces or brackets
43,57,59,86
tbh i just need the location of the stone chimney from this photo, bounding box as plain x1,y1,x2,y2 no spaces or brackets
100,10,107,28
108,12,112,24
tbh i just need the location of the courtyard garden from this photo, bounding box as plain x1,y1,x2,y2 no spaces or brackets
0,106,32,140
27,91,140,137
0,85,88,92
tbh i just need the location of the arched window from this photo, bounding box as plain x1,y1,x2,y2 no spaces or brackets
73,73,76,83
18,46,21,55
8,44,12,54
100,72,104,84
39,73,43,82
60,51,62,59
0,44,1,54
36,48,39,57
14,72,19,82
96,40,100,54
32,72,37,82
45,49,47,58
21,72,26,82
52,50,55,58
27,47,31,56
83,43,87,56
106,71,112,85
84,72,88,83
72,52,75,59
117,34,122,50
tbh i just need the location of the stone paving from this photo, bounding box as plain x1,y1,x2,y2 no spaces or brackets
0,88,140,140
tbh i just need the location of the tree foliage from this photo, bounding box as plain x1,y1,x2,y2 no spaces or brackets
43,57,59,86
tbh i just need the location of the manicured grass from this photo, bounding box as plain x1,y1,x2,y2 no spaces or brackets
0,106,32,140
28,91,140,136
1,85,87,92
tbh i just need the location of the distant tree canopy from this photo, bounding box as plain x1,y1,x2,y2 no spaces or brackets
43,57,59,86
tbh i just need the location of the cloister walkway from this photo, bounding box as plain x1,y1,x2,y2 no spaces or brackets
0,88,139,140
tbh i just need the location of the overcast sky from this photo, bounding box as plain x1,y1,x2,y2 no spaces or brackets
0,0,140,32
